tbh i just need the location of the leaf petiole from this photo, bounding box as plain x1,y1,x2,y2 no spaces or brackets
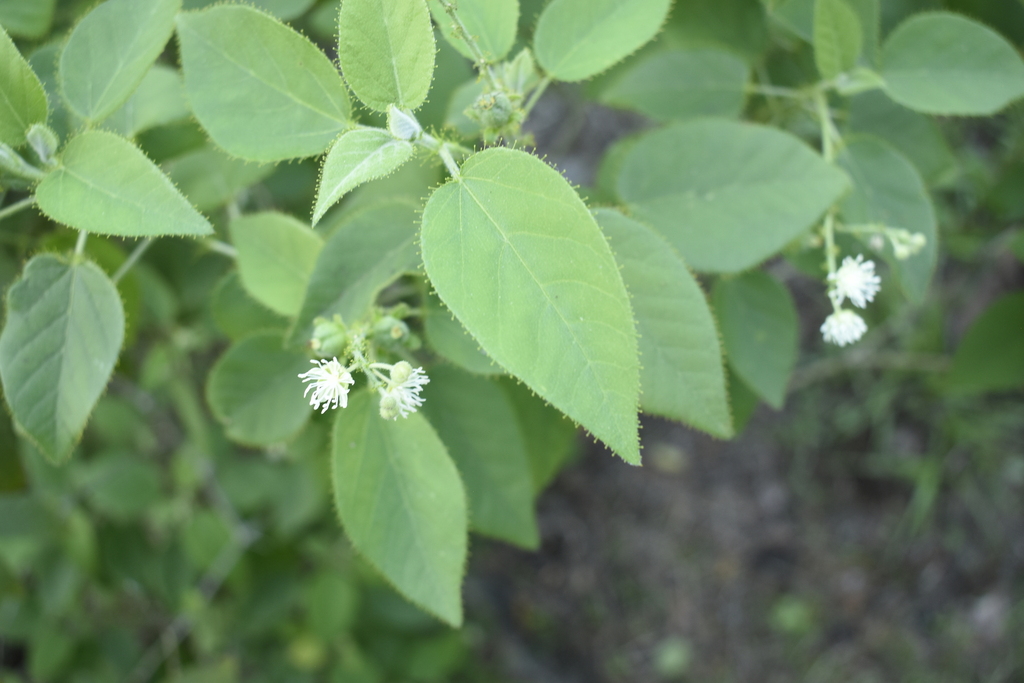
0,195,36,223
112,237,154,284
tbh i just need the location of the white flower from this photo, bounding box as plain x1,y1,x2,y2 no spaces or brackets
298,358,354,413
829,254,881,308
378,361,429,419
820,309,868,347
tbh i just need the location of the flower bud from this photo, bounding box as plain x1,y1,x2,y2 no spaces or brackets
373,315,409,343
390,360,413,385
472,91,514,129
309,316,347,358
379,394,400,420
26,124,59,167
387,105,422,141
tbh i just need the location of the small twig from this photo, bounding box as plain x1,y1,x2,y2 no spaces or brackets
0,195,36,222
436,0,501,90
205,239,237,258
74,230,88,258
745,83,806,99
522,76,552,119
112,238,154,284
790,351,951,390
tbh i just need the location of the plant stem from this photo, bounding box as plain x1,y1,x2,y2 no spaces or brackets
205,239,237,258
814,90,841,288
418,132,462,178
0,195,36,222
790,351,951,390
436,0,500,90
745,83,806,99
74,230,87,257
113,237,154,284
522,76,552,118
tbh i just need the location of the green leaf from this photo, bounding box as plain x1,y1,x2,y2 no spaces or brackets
727,366,759,434
664,0,768,64
499,378,579,492
211,272,289,341
837,136,937,303
176,4,351,161
879,12,1024,115
248,0,318,20
617,120,848,273
28,42,79,143
0,23,48,147
332,389,467,626
183,0,318,20
164,144,274,213
774,0,878,63
534,0,671,81
35,131,213,238
290,201,420,345
0,255,125,463
847,91,958,186
422,365,538,549
600,48,749,121
312,128,414,226
423,290,503,376
100,64,190,138
59,0,180,122
596,209,731,437
229,212,324,318
81,452,161,521
206,331,313,446
713,271,797,409
428,0,518,62
813,0,862,79
947,292,1024,394
421,148,640,464
0,0,56,39
338,0,436,112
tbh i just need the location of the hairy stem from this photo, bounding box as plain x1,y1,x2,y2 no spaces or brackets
113,237,154,284
436,0,501,90
815,89,842,291
522,76,552,118
74,230,88,258
205,239,237,258
0,195,36,222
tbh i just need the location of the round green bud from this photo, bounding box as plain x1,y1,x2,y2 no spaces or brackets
473,91,515,129
379,394,400,420
309,317,347,358
390,361,413,384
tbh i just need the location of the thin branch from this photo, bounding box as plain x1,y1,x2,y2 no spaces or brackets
0,195,36,223
790,351,951,390
205,239,237,258
112,238,154,284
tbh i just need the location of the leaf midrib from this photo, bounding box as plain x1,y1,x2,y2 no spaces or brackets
459,180,630,421
179,18,347,125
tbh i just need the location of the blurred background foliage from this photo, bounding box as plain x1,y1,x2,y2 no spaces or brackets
1,0,1023,680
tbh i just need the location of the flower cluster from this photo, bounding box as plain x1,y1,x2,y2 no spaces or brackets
298,357,430,420
821,254,881,347
377,362,430,420
298,358,354,413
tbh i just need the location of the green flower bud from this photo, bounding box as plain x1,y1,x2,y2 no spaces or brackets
387,105,422,141
373,315,409,343
379,394,400,420
472,91,515,129
26,124,59,167
309,316,347,358
390,360,413,384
